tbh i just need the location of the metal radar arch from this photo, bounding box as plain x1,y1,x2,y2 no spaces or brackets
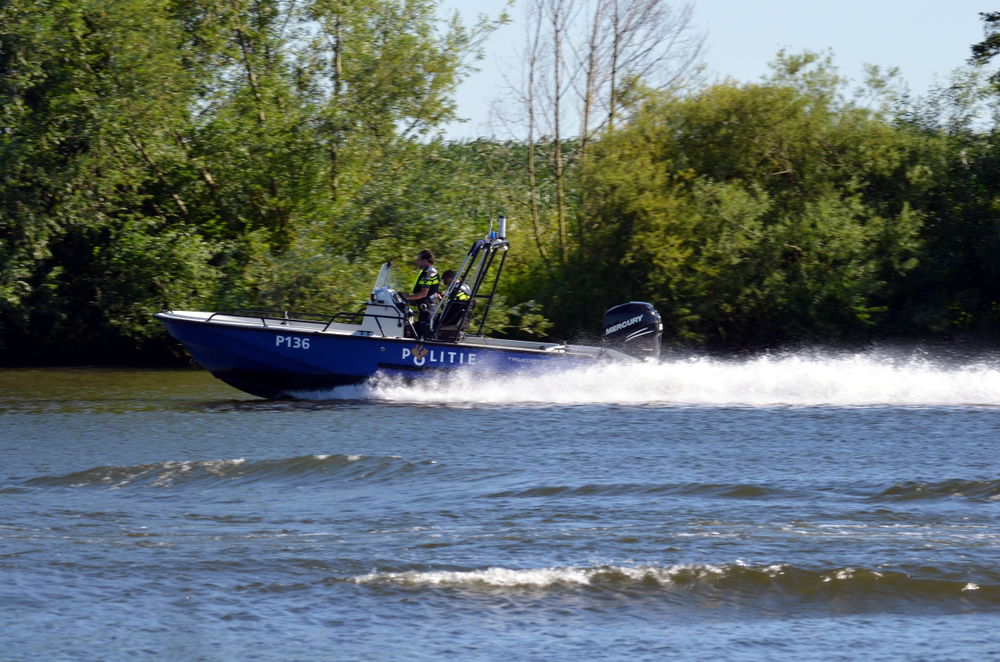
430,215,509,341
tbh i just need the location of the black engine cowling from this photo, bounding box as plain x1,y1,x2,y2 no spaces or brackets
602,302,662,359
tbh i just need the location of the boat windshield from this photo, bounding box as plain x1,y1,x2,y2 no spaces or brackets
372,261,401,292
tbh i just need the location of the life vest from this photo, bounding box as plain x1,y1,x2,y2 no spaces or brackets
411,265,440,302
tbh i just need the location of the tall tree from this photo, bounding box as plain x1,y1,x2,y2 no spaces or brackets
0,0,216,357
0,0,503,362
558,53,933,343
969,11,1000,81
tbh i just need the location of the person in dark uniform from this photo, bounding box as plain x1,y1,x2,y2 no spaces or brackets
439,269,473,331
441,270,471,301
400,249,440,339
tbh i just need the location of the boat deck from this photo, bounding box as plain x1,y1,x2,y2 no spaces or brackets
160,310,618,359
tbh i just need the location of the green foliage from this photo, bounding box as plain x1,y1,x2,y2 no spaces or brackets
536,53,938,345
969,11,1000,84
4,0,1000,362
0,0,511,361
892,67,1000,335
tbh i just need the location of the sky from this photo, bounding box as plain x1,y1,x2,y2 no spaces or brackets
436,0,991,139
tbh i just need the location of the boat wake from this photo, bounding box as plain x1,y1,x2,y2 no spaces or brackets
350,562,1000,605
294,351,1000,407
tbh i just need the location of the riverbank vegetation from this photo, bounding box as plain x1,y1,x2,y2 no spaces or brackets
3,0,1000,363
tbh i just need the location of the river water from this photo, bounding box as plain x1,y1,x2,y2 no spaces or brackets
2,353,1000,661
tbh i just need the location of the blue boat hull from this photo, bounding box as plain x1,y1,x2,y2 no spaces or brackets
160,316,595,399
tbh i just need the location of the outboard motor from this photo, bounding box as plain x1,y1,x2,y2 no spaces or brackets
603,302,662,359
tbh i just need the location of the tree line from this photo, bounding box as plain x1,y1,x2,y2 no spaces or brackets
2,0,1000,364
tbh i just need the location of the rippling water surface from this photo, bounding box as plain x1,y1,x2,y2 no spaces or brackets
3,354,1000,660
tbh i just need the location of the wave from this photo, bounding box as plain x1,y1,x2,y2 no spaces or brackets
484,482,798,500
21,454,430,491
20,462,998,505
352,563,1000,602
296,352,1000,407
875,478,1000,502
486,479,1000,503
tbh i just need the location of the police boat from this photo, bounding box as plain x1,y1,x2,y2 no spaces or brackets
155,216,663,399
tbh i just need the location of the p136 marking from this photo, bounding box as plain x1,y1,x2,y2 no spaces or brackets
276,336,310,349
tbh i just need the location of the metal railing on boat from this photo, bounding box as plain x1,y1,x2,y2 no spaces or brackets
202,308,414,337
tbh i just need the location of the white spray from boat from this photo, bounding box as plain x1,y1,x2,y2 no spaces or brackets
296,350,1000,407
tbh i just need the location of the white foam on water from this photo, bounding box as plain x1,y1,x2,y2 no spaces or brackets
301,353,1000,407
353,564,726,588
149,458,247,487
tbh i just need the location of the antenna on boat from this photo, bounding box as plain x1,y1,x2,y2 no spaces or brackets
498,214,506,240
